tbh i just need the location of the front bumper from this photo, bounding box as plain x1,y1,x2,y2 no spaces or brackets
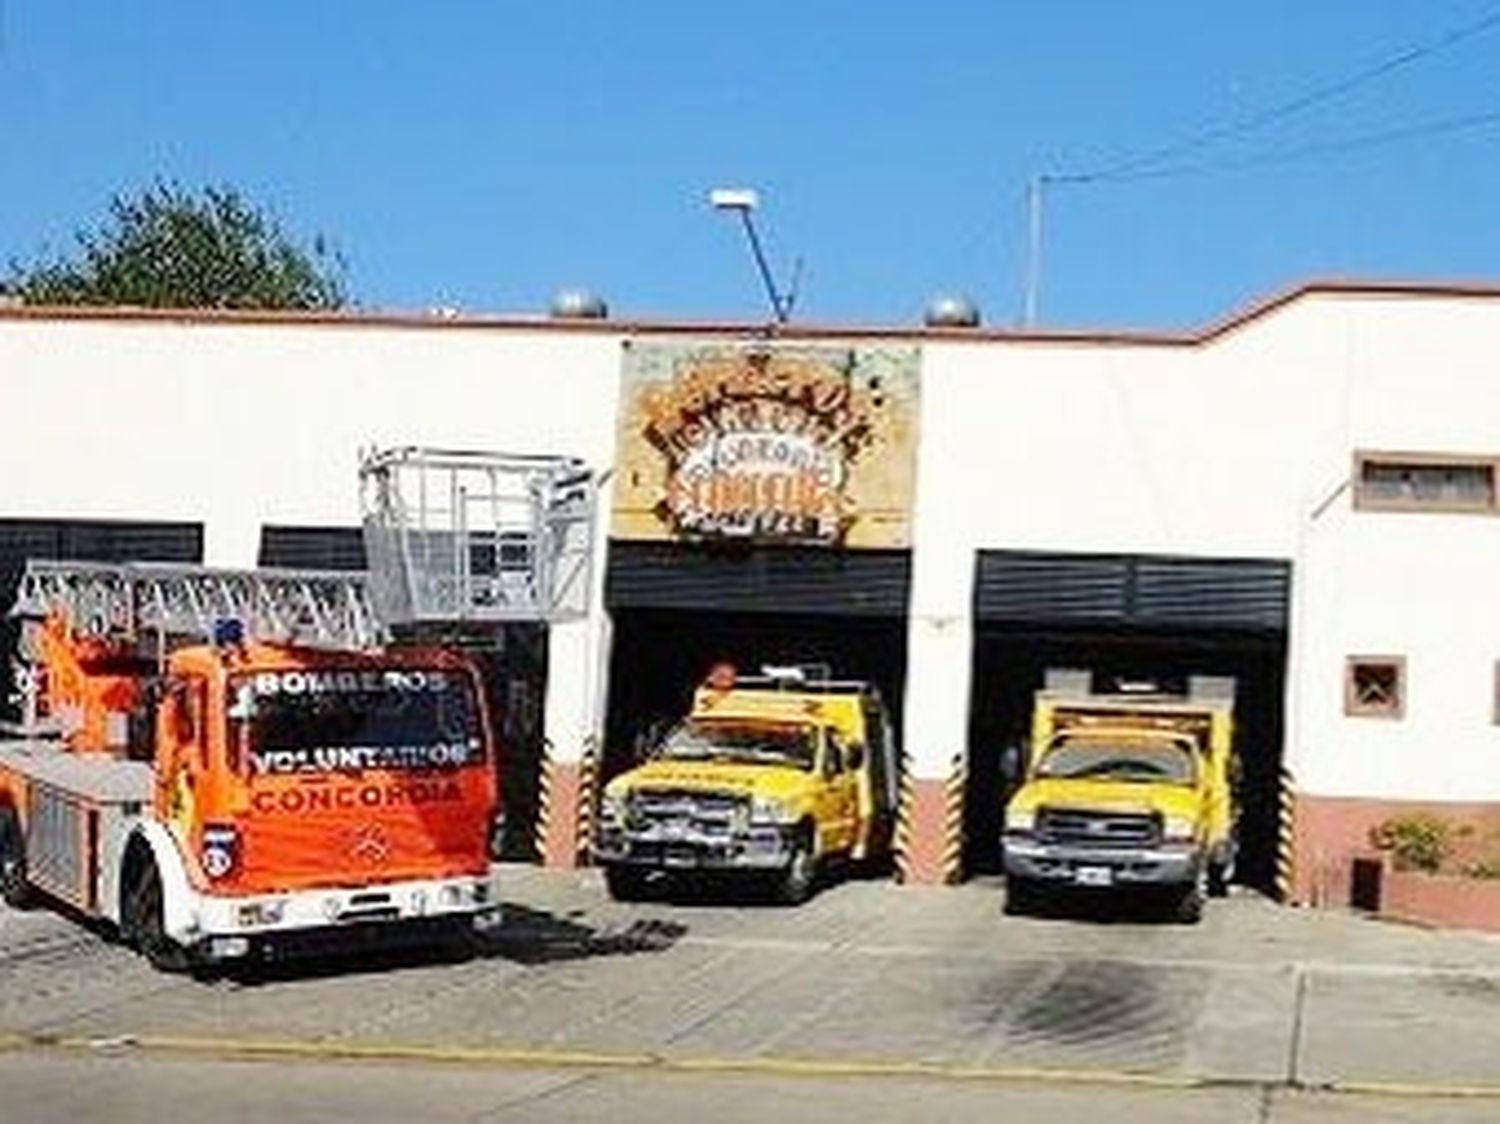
179,871,502,959
1002,834,1202,886
594,823,795,870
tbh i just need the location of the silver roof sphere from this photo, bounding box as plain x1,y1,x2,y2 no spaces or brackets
549,288,609,320
923,293,981,328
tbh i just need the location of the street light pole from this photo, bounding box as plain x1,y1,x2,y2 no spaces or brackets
710,187,792,324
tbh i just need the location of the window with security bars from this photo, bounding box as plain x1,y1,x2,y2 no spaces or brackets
1355,453,1496,514
1345,656,1405,720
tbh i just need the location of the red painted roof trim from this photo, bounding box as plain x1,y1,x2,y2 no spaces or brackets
2,278,1499,347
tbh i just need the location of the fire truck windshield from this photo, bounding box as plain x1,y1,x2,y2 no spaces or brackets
230,668,484,776
658,718,816,770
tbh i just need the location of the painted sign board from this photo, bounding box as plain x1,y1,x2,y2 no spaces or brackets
613,342,920,549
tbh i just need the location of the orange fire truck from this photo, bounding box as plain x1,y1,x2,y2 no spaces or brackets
0,448,596,971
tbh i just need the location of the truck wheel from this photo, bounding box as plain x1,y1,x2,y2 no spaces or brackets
604,865,651,903
1175,873,1206,924
0,807,32,909
1206,861,1231,899
776,827,817,906
1003,877,1037,917
123,860,190,973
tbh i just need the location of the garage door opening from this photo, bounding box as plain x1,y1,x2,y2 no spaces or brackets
965,625,1288,892
603,608,908,785
602,541,913,788
967,550,1292,894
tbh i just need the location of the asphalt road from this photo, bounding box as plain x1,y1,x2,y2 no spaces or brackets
3,1051,1500,1124
4,866,1500,1120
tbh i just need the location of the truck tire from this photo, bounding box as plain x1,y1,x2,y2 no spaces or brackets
1175,872,1206,924
1206,861,1231,898
776,826,817,906
122,859,190,973
1003,877,1038,917
604,865,651,903
0,807,32,909
1207,843,1236,898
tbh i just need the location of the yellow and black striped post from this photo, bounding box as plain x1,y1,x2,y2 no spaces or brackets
574,736,600,865
1276,766,1297,904
892,749,916,883
533,748,555,863
941,752,967,884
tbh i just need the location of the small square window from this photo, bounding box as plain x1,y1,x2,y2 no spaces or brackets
1346,656,1405,719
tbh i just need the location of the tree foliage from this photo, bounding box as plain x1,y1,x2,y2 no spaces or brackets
6,183,346,310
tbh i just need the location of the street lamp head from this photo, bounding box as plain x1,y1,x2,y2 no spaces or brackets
709,187,759,212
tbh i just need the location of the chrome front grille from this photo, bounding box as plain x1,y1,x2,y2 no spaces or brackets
628,789,746,839
1036,807,1161,848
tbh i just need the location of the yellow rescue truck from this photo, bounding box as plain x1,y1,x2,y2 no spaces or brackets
1002,671,1237,922
594,665,898,904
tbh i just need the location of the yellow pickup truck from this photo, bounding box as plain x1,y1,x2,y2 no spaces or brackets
1001,672,1237,923
594,666,898,904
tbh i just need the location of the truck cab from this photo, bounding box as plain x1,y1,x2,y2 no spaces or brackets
1001,672,1237,922
594,665,897,904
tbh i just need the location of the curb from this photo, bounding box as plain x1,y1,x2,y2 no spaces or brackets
9,1032,1500,1099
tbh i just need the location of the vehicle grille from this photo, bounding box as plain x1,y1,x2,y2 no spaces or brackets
1036,807,1161,848
628,789,746,838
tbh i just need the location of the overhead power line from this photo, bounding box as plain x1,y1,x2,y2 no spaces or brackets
1018,5,1500,324
1065,4,1500,185
1110,105,1500,182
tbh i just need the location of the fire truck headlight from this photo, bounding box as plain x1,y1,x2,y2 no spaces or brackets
236,899,285,927
1162,816,1197,843
411,890,429,916
749,796,794,825
600,792,627,825
1004,805,1035,833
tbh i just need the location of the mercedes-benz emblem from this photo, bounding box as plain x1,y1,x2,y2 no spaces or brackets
350,822,392,863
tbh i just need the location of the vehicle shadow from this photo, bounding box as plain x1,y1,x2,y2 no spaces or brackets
209,904,687,985
1005,886,1197,925
482,903,688,965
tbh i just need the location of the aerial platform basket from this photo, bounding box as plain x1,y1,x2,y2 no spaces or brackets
359,447,597,627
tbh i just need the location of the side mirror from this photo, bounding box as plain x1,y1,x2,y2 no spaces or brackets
1000,744,1024,784
846,743,866,773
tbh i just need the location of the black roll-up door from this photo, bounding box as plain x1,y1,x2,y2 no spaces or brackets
0,518,204,720
605,541,912,618
0,518,203,572
1133,556,1291,631
975,550,1290,632
258,525,368,571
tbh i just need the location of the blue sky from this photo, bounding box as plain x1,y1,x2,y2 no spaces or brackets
3,2,1500,329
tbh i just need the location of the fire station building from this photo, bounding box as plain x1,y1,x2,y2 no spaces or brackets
1,279,1497,907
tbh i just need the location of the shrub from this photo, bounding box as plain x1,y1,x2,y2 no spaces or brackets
1369,814,1452,873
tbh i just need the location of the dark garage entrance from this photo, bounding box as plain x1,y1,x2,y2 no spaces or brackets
603,541,910,784
0,518,205,723
967,550,1291,893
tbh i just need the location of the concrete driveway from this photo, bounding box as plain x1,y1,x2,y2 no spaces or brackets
3,866,1500,1099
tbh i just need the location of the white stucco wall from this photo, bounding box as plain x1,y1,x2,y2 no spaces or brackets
0,288,1496,800
0,317,623,562
1284,296,1500,801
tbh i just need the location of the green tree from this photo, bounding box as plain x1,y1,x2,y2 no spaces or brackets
5,183,346,310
